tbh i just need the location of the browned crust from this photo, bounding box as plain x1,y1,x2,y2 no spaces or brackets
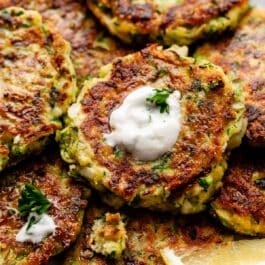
64,201,228,264
161,0,244,28
196,9,265,147
89,0,247,34
0,7,76,170
0,151,88,265
213,147,265,222
80,45,236,202
0,0,131,79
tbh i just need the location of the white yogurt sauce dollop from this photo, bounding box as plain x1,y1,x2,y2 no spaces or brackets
16,213,56,244
104,86,182,161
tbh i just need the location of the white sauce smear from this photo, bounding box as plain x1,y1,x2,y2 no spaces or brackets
104,86,182,161
16,213,56,244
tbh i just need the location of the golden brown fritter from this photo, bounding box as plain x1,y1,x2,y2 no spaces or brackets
0,150,89,265
0,0,131,82
87,0,249,45
0,7,76,172
212,146,265,236
58,45,246,213
195,9,265,147
64,201,231,264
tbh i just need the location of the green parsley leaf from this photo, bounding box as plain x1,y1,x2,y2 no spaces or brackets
198,177,212,191
26,215,40,232
146,89,172,113
18,184,51,217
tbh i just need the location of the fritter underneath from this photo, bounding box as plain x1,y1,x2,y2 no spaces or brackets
0,0,131,83
0,151,88,265
212,147,265,236
87,0,249,45
195,9,265,147
64,202,231,264
58,45,246,213
0,7,76,171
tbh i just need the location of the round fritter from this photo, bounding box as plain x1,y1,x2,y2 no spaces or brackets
64,201,231,265
87,0,249,45
212,147,265,236
0,150,88,265
195,8,265,147
0,7,76,171
0,0,131,84
58,45,246,213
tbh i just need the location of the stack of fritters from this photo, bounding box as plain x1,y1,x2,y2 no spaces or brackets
0,0,264,264
195,8,265,236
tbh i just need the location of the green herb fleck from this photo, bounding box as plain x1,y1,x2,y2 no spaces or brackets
14,10,24,16
18,184,51,217
114,147,124,159
12,146,23,157
208,80,224,91
255,179,265,189
146,89,172,114
157,68,168,77
152,153,171,172
198,177,212,191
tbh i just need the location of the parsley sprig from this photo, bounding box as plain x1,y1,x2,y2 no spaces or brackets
146,89,172,113
18,184,51,230
26,214,39,231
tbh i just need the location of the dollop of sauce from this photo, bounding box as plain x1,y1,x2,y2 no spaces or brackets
104,86,182,161
16,213,56,244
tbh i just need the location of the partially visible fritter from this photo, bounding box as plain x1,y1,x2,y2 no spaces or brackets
195,9,265,147
87,0,249,45
0,7,76,171
64,202,231,264
212,147,265,236
0,150,88,265
89,212,127,259
58,45,246,213
0,0,131,83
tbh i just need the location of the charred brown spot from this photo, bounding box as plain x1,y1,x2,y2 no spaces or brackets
115,0,153,23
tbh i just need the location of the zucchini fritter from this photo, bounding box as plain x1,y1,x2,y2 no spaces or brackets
0,7,76,171
195,9,265,147
212,147,265,236
0,151,88,265
58,45,246,213
87,0,249,45
64,202,231,264
0,0,131,83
